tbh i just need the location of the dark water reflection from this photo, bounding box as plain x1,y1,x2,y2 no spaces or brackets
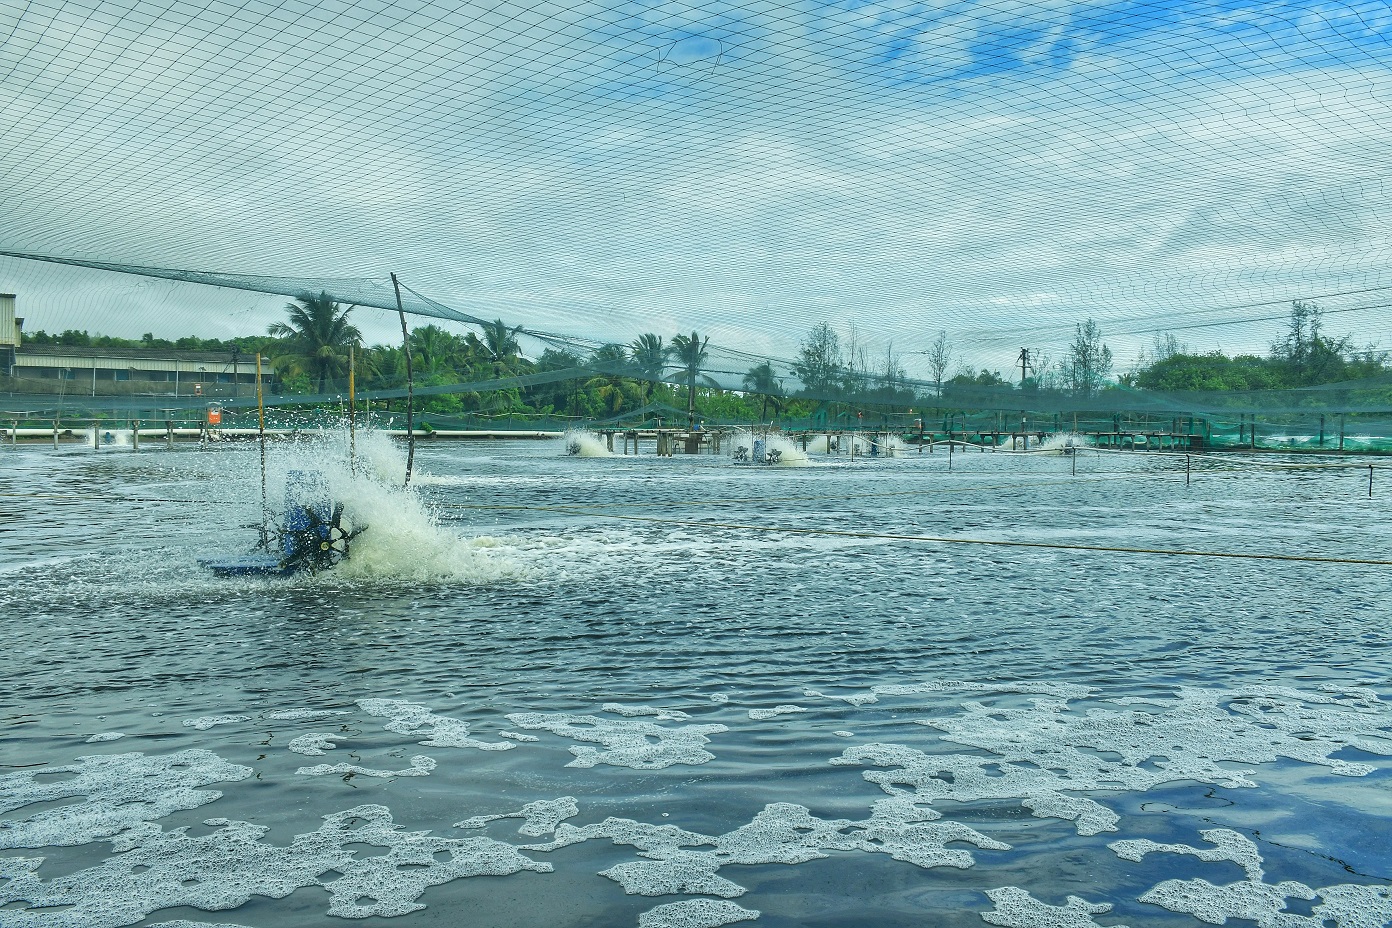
1,439,1389,927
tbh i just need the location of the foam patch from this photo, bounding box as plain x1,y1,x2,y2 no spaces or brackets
182,716,250,731
833,743,1121,835
1110,828,1265,880
267,709,350,721
524,800,1007,901
296,756,436,778
85,733,124,743
498,730,540,742
358,699,515,751
288,733,346,756
804,689,879,707
0,750,252,849
835,684,1392,836
602,703,692,721
505,713,728,769
455,797,579,836
747,706,806,721
1117,828,1392,928
637,899,760,928
0,804,551,926
982,887,1128,927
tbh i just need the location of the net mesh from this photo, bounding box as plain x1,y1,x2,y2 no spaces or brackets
2,0,1392,422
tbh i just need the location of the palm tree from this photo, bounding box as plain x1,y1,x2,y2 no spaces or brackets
267,292,362,394
584,344,643,415
628,333,668,404
480,318,524,376
742,362,786,422
670,331,717,429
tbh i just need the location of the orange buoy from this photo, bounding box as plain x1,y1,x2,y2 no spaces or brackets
207,405,223,426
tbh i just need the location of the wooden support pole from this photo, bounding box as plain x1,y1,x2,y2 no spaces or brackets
391,273,416,488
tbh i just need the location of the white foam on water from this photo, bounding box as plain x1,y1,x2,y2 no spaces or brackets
1110,828,1265,880
506,713,728,769
498,730,540,742
266,708,350,721
358,699,515,751
296,755,436,778
84,733,124,743
562,429,613,457
0,750,251,849
1113,828,1392,928
804,688,878,707
709,694,730,704
182,716,250,731
982,888,1127,928
525,799,1007,905
0,803,551,926
748,705,806,720
834,684,1392,836
287,733,345,756
832,731,855,738
602,703,692,721
455,797,579,836
638,899,760,928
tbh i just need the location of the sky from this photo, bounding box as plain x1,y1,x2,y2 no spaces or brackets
1,0,1391,381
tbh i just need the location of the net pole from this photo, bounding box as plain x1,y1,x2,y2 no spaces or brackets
256,353,269,548
391,273,415,488
348,344,356,475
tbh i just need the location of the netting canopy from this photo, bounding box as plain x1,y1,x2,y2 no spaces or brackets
2,0,1391,366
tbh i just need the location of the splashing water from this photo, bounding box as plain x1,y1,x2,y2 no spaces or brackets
1037,432,1093,453
729,430,811,466
233,427,529,584
562,429,613,457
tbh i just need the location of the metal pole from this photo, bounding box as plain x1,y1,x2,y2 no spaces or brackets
391,272,415,488
132,421,139,452
1186,454,1190,486
1369,465,1374,499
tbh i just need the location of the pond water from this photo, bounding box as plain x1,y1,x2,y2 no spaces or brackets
2,434,1390,928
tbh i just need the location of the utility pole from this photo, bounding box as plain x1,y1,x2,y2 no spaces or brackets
1016,347,1032,386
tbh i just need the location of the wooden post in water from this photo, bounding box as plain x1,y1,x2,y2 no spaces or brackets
256,354,269,548
391,273,416,488
1340,413,1345,451
348,345,356,474
132,421,140,452
52,421,58,449
92,421,99,451
1369,465,1374,499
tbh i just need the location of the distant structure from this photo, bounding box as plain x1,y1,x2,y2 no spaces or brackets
0,294,270,398
0,293,22,376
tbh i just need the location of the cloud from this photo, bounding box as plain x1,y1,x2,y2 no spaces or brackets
1,0,1391,373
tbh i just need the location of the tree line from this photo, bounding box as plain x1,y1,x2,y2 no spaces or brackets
20,294,1392,421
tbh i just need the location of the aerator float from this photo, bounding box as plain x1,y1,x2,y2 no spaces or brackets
202,469,366,577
